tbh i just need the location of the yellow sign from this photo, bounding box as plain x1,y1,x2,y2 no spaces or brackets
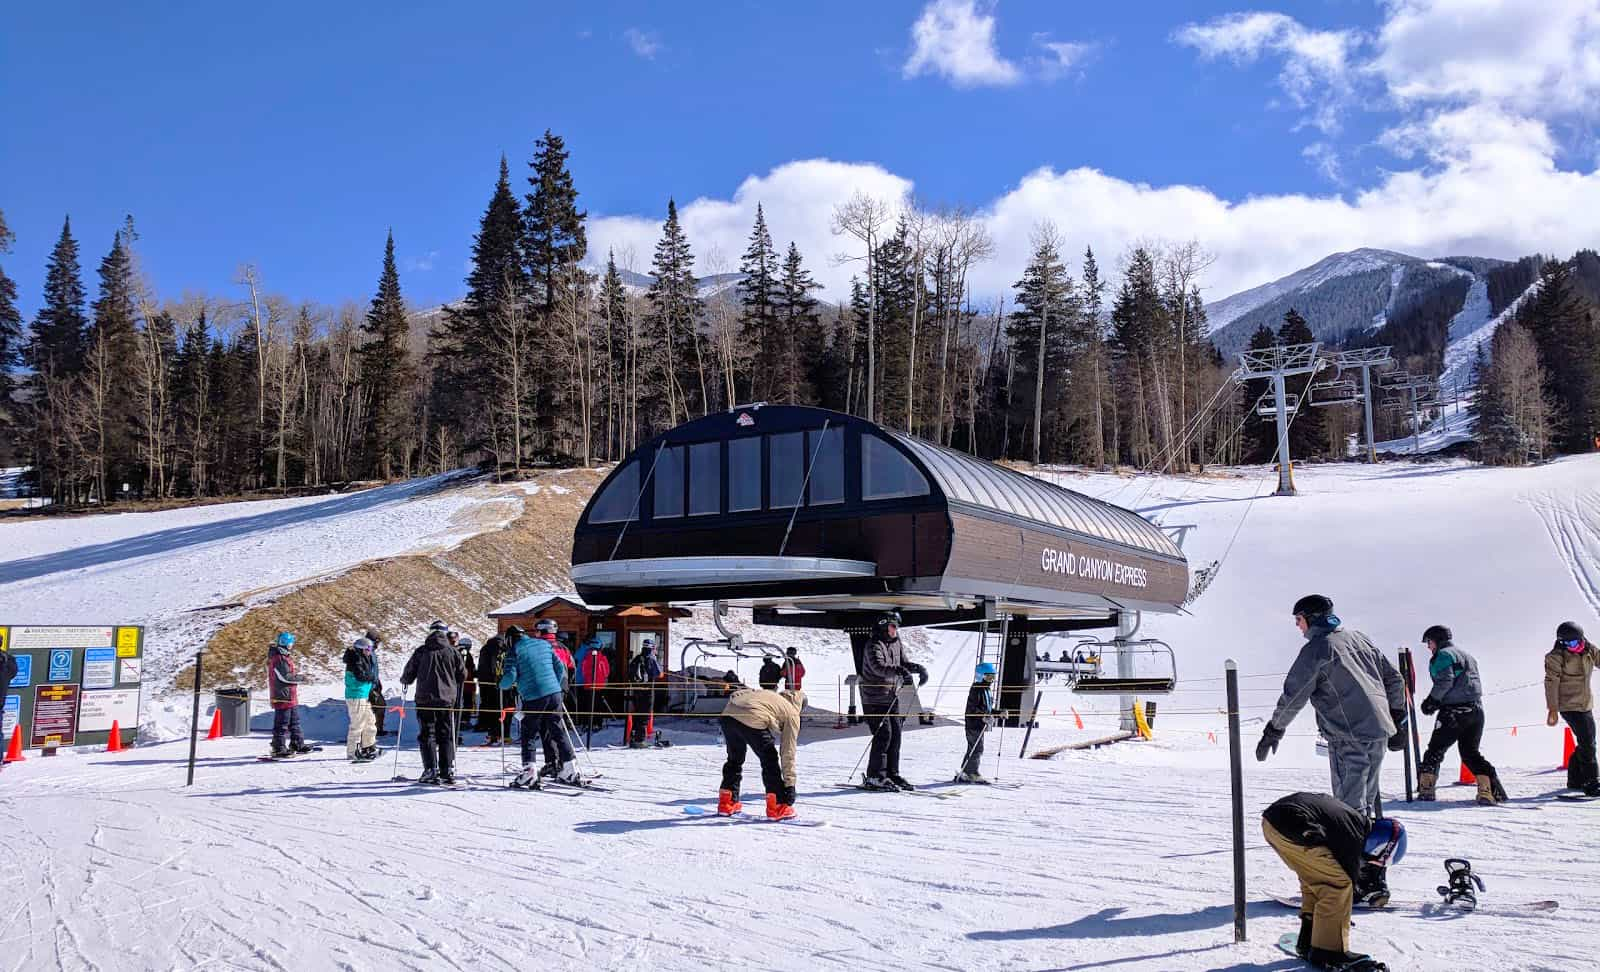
116,627,139,657
0,627,8,652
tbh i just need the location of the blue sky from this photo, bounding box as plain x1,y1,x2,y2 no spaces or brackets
2,1,1596,316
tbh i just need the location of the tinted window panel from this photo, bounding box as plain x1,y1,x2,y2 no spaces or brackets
652,445,684,519
770,432,804,508
728,437,761,512
863,435,930,500
689,441,720,516
807,427,845,505
589,461,640,523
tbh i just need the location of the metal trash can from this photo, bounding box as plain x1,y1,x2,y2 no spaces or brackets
214,688,251,737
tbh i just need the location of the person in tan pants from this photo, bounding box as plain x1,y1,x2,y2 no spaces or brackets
1262,792,1402,971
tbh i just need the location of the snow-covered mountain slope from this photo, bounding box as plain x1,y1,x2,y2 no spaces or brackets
615,267,745,299
4,457,1599,971
1209,248,1416,330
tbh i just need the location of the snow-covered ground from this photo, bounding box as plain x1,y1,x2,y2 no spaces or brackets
3,457,1598,970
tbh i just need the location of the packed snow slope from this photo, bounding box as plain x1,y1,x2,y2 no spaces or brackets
3,457,1599,971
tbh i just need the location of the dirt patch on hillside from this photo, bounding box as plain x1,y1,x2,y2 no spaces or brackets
181,470,605,691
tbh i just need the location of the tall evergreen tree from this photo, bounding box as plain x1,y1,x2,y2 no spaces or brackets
359,231,413,477
1110,247,1167,465
85,227,142,498
645,199,700,428
523,130,587,315
1517,258,1600,452
598,252,633,457
778,241,823,405
27,217,88,379
1007,228,1074,462
0,210,19,436
737,204,780,401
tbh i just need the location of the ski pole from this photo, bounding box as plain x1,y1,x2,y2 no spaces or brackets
562,706,600,776
390,686,411,781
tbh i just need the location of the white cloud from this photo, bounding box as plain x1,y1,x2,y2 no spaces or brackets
1301,142,1342,183
1374,0,1600,115
903,0,1021,87
1030,36,1095,81
623,27,661,60
404,250,439,273
1174,12,1360,133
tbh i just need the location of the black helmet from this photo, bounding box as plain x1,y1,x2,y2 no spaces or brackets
1557,621,1585,643
1421,625,1451,648
504,624,524,639
874,611,902,632
1292,594,1333,620
534,619,558,635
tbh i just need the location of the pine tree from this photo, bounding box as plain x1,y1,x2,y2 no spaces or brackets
737,204,780,401
1110,247,1167,465
1075,246,1109,466
524,130,587,315
778,241,823,405
28,217,88,379
85,227,143,499
1007,227,1073,462
359,231,413,478
645,199,701,428
598,252,632,457
1517,258,1600,452
0,210,20,437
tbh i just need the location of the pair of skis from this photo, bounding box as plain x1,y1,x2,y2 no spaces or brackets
256,745,325,762
681,805,826,827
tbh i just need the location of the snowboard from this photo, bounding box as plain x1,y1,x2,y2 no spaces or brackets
1555,792,1599,802
1271,895,1557,918
257,745,325,761
1275,935,1390,971
682,805,826,827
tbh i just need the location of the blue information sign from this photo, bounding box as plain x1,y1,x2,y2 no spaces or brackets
1,694,18,739
8,655,29,688
48,649,73,682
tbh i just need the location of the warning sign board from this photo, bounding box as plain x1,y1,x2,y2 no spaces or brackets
2,695,17,740
82,648,116,689
31,683,80,747
8,654,29,688
78,689,138,734
116,627,139,656
10,626,112,650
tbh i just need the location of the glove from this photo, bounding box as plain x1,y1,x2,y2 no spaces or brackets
778,784,796,805
904,664,929,687
1390,708,1408,730
1419,696,1439,717
1255,724,1284,762
1387,726,1408,751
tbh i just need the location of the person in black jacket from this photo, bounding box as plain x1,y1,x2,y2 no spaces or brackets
857,612,928,791
401,621,466,785
1262,792,1404,971
758,655,783,691
476,634,505,741
957,662,997,784
365,627,390,737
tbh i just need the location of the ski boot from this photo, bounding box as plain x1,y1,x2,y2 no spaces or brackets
269,745,293,759
765,793,796,820
887,773,916,791
1437,858,1484,910
717,789,742,816
510,763,539,789
418,768,439,785
1292,914,1312,959
1355,862,1391,909
653,731,673,748
1475,773,1499,805
1311,950,1388,971
555,761,582,784
291,741,316,755
437,769,457,786
861,775,898,792
955,770,990,784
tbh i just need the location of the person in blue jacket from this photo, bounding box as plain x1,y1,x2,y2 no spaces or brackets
501,624,581,787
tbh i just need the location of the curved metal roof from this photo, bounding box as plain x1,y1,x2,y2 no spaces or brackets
888,432,1183,561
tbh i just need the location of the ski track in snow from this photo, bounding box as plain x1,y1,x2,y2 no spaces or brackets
1524,487,1600,620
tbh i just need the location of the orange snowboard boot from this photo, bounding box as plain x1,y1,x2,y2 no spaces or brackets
766,793,796,821
717,789,742,816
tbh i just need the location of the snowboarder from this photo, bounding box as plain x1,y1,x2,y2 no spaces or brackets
1545,621,1599,796
580,641,611,729
628,639,663,748
342,636,380,762
267,632,312,757
1257,595,1408,817
400,621,465,785
717,687,805,819
958,662,997,783
858,611,928,791
781,646,806,691
475,633,506,741
455,635,477,744
502,622,580,786
1262,791,1404,971
1416,625,1504,803
365,627,390,737
758,655,783,691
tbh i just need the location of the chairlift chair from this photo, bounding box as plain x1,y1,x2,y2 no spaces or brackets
1065,638,1177,695
1256,392,1301,417
674,636,783,712
1308,379,1359,407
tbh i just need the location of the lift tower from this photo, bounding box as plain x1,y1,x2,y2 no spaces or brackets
1328,347,1394,463
1234,341,1322,496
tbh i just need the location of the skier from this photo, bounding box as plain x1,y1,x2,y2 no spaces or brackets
1545,621,1599,796
1256,595,1408,817
455,635,477,744
267,632,312,757
628,639,663,748
400,621,465,785
957,662,997,783
1416,625,1504,803
717,686,806,819
342,636,380,762
475,633,506,741
580,640,611,729
758,655,783,691
1262,791,1403,971
858,611,929,791
501,622,580,786
781,646,806,691
365,627,390,737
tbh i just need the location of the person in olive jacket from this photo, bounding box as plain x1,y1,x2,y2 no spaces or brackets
1546,620,1599,796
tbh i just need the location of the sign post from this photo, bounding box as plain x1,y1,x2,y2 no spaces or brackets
1226,659,1247,943
187,650,204,787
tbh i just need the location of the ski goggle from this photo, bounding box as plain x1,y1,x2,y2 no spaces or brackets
1562,638,1584,653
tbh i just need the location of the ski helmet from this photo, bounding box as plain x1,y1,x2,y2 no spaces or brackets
275,632,296,648
874,611,902,634
1557,621,1585,643
1292,594,1333,621
504,624,524,639
535,619,558,635
353,637,373,652
1421,625,1451,648
429,620,448,633
975,662,998,680
458,637,475,650
1364,818,1406,865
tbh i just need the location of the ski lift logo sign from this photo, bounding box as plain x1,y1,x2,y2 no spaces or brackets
736,412,755,427
1041,546,1150,590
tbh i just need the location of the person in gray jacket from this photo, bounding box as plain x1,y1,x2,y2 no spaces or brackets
858,612,928,791
1415,625,1503,804
1257,595,1408,817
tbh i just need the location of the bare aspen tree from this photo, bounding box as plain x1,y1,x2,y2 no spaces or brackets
1161,240,1216,471
831,191,893,422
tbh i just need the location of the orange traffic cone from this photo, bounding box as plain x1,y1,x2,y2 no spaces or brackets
3,725,25,763
106,720,125,753
1071,707,1084,730
1562,727,1576,770
205,708,223,741
1458,761,1475,785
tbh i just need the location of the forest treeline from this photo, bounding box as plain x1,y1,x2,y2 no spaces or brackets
1,131,1597,502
